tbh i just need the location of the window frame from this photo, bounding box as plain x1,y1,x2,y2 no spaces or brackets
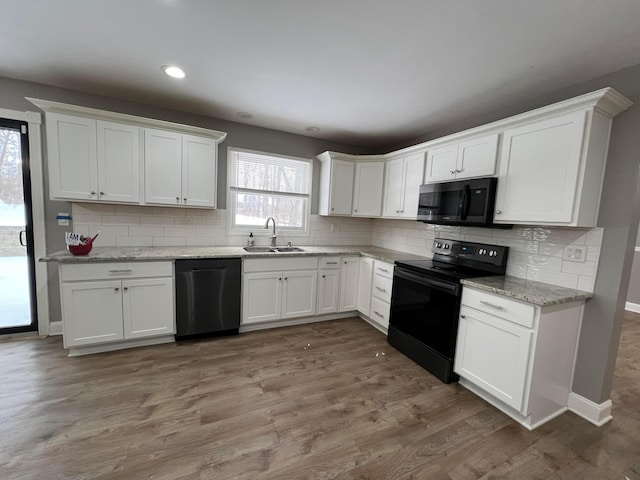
226,146,313,237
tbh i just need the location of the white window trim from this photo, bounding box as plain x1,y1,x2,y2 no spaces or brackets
226,146,312,238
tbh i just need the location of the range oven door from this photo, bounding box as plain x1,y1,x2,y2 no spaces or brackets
387,266,462,383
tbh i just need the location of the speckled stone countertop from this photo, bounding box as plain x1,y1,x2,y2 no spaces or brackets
461,275,593,306
40,245,428,265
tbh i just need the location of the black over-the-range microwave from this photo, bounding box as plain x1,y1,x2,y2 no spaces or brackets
417,176,510,228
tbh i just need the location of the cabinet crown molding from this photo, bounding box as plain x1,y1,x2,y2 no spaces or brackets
26,98,227,143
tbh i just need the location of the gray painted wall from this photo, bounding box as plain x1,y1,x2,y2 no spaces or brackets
625,228,640,305
0,75,375,325
395,63,640,406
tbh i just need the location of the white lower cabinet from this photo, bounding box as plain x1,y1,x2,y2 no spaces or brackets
455,286,583,430
339,256,360,311
317,257,341,315
356,257,374,316
60,262,174,353
242,257,319,325
367,260,394,331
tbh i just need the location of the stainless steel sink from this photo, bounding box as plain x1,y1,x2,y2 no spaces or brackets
243,246,305,253
273,247,305,252
243,246,276,252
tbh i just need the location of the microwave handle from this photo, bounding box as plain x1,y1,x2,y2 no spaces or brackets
460,184,471,220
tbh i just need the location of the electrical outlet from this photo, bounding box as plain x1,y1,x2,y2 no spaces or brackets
564,246,586,263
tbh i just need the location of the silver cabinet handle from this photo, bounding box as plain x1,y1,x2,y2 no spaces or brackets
378,268,390,273
373,311,384,317
123,287,128,291
375,286,386,292
183,198,187,203
325,261,338,265
90,191,96,195
460,314,466,318
495,210,502,214
109,269,133,274
322,275,326,278
449,170,455,174
100,191,105,196
114,287,119,292
480,300,504,310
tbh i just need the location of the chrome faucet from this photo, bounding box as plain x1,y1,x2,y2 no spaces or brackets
265,217,277,247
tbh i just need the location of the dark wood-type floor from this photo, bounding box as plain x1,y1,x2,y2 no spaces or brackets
1,314,639,480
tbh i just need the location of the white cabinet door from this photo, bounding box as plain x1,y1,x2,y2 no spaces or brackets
62,280,124,347
455,134,498,180
330,159,354,215
282,270,318,319
494,111,586,224
382,157,404,217
455,306,533,412
317,269,340,315
425,144,458,182
242,272,282,324
97,121,140,203
144,128,183,206
339,257,360,311
46,113,98,201
356,257,373,316
352,162,384,217
182,134,216,208
122,278,174,339
400,152,425,218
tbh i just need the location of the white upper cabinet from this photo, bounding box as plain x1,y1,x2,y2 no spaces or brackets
46,113,98,201
144,130,217,208
47,114,141,203
318,153,355,215
493,106,620,226
97,121,140,203
33,98,226,207
182,134,217,208
352,162,384,217
383,152,425,218
144,129,182,206
425,134,498,183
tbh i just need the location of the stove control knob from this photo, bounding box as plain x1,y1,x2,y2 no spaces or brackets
444,244,450,249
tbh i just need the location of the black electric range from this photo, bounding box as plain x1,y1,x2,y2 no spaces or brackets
388,238,509,383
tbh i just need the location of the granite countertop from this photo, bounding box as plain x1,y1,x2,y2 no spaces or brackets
461,275,593,306
40,245,428,265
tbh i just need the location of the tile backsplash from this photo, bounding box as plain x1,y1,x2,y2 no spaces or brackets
371,218,602,293
71,203,602,293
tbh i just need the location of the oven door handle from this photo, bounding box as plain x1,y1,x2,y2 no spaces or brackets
394,268,460,295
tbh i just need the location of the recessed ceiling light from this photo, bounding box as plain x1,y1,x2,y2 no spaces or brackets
161,65,186,79
237,112,254,119
305,126,320,133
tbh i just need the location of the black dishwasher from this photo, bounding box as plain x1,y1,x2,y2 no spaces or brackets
175,258,241,339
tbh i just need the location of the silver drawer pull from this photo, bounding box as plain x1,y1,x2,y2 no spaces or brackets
109,269,133,274
373,311,384,317
480,300,504,310
325,261,338,265
375,287,386,292
378,268,390,273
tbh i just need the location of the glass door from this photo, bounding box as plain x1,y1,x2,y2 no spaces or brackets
0,118,37,333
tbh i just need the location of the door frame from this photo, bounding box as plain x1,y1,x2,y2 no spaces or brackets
0,108,49,335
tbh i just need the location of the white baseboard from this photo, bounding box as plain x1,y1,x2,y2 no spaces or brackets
625,301,640,313
568,392,612,426
48,321,63,336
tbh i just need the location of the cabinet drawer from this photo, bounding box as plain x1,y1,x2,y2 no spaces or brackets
319,256,341,269
243,257,319,272
461,287,535,328
370,296,390,328
372,273,393,303
61,262,173,282
373,260,394,278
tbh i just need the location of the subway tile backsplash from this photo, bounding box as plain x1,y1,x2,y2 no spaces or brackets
371,218,602,293
71,203,602,293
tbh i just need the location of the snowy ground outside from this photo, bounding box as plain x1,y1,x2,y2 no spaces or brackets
0,199,25,226
0,256,31,328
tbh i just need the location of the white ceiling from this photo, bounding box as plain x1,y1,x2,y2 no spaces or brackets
3,1,640,147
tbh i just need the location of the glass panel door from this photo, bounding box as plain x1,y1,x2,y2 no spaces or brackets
0,119,37,333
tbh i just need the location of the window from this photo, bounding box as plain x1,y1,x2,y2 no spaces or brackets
227,147,312,235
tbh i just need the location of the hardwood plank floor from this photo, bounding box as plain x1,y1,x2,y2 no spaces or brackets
1,314,639,480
